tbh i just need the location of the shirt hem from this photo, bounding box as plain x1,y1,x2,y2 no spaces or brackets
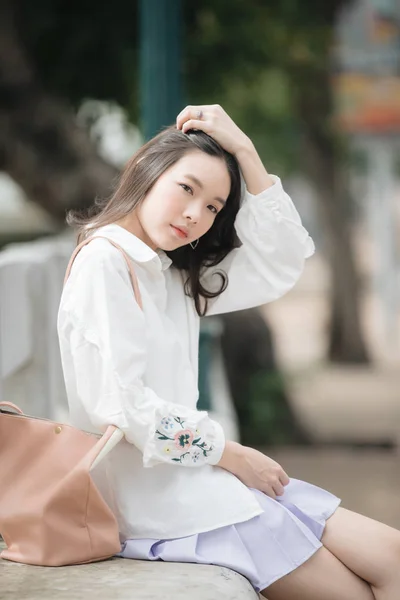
120,505,265,542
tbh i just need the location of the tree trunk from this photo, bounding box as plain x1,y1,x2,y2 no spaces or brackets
0,3,117,223
306,149,369,363
290,66,369,363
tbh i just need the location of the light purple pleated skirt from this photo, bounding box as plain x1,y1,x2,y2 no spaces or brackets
119,478,341,593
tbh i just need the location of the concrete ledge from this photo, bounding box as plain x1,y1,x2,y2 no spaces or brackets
0,543,258,600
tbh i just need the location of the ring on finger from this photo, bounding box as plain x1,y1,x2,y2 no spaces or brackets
196,109,203,119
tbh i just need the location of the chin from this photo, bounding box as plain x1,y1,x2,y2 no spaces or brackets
159,240,185,252
154,232,184,252
152,226,190,252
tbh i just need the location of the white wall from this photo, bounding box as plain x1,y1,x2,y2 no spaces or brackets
0,232,75,420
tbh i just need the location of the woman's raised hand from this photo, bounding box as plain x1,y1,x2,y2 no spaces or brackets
176,104,251,156
217,441,290,500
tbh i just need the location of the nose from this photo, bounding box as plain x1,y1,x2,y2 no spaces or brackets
183,203,201,224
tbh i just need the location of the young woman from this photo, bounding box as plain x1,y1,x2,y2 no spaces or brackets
58,105,400,599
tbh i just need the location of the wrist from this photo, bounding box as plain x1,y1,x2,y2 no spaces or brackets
234,139,275,193
217,440,243,472
233,136,254,159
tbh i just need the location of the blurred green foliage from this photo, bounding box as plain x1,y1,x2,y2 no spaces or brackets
16,0,347,175
246,370,297,446
17,1,140,115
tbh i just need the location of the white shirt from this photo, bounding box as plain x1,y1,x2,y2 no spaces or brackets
57,175,315,540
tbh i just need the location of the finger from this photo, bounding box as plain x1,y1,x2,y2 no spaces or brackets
176,107,206,129
272,482,285,497
176,106,194,128
181,119,211,134
261,485,276,500
176,107,190,129
279,471,290,486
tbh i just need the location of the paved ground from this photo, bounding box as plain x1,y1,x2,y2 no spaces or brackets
269,446,400,529
284,365,400,445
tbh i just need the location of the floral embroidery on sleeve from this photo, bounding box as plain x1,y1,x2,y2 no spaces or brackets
155,416,215,465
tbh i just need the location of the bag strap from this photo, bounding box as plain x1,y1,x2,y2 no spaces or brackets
63,235,143,310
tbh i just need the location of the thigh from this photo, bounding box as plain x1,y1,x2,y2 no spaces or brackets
261,545,373,600
321,507,400,588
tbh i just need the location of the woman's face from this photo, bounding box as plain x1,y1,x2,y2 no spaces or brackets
135,151,231,251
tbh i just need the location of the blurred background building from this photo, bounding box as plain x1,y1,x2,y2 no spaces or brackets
0,0,399,528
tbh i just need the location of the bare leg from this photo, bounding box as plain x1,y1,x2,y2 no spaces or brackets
260,545,374,600
321,507,400,600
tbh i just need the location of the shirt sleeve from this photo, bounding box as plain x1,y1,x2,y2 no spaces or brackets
203,175,315,316
63,242,225,468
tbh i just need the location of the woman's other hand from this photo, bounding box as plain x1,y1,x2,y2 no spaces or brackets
217,440,290,500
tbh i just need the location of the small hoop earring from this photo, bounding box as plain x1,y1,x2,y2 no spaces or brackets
190,239,199,250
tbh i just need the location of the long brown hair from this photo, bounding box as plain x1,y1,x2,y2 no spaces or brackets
67,125,242,316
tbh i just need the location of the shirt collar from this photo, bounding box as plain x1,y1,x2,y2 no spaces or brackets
92,224,173,272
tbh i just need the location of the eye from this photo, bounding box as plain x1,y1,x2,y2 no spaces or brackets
208,205,218,214
179,183,193,194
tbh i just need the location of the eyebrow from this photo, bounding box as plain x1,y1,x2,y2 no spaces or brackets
184,174,227,207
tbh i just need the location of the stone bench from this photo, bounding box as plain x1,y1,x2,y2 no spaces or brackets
0,542,259,599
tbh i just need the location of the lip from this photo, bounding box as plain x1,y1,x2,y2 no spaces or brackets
171,225,188,239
